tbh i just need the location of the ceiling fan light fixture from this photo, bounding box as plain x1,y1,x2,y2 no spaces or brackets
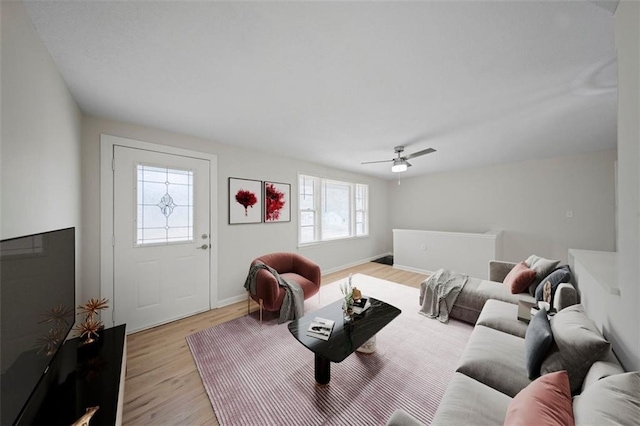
362,145,435,173
391,160,408,173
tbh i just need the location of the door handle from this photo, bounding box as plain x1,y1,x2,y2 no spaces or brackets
196,244,209,250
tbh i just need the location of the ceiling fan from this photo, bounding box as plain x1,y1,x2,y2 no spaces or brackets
361,146,436,173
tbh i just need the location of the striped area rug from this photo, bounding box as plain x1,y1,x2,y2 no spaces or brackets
186,274,473,426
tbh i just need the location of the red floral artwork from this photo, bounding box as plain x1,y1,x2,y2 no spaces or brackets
235,189,257,216
265,183,286,221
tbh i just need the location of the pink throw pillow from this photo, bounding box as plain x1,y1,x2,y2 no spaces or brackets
503,261,537,294
504,371,574,426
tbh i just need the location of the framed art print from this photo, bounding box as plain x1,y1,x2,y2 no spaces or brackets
229,178,262,224
264,181,291,223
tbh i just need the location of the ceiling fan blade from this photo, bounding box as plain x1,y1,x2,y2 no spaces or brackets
406,161,412,167
404,148,436,160
361,159,393,165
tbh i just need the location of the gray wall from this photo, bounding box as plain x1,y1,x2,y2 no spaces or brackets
80,116,391,304
606,1,638,371
1,1,82,294
562,1,640,372
1,1,82,240
388,150,617,264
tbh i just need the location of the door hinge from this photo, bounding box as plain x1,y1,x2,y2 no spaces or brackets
112,310,115,324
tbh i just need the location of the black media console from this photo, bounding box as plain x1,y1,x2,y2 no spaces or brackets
20,325,127,425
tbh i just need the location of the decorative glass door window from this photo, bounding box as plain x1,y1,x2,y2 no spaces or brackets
136,164,194,246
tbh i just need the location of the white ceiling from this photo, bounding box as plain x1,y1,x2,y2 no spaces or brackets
24,1,617,180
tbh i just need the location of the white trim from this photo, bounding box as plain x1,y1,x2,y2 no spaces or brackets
100,134,219,328
217,294,249,308
126,307,211,334
392,264,433,276
115,338,127,426
298,235,369,249
392,228,502,240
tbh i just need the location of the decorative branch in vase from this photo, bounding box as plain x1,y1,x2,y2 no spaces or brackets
341,274,363,311
340,274,354,313
74,298,109,345
37,303,74,355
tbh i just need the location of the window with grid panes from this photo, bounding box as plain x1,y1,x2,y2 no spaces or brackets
298,174,368,245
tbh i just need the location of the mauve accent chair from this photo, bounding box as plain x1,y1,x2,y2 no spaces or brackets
247,252,321,323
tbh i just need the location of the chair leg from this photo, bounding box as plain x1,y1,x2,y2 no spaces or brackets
259,299,263,327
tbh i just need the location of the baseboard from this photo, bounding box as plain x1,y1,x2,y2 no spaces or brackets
393,264,433,275
322,252,393,275
217,293,248,308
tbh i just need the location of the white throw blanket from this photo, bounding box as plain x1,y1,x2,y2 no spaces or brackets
419,268,468,323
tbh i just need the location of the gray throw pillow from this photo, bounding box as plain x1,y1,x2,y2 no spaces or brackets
525,255,561,296
573,372,640,425
540,305,610,394
524,307,553,380
534,266,572,303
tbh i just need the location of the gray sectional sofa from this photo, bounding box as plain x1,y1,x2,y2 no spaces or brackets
449,260,577,324
388,299,639,425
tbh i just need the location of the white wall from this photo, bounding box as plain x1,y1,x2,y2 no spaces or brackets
393,229,502,279
0,1,82,288
1,1,82,240
388,150,616,264
610,0,639,371
80,116,390,304
572,0,640,373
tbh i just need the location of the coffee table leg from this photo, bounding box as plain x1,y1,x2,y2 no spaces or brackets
314,354,330,385
356,335,376,354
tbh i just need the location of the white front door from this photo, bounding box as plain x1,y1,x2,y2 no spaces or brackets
113,145,211,332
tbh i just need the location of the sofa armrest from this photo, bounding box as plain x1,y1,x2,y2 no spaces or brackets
554,283,578,312
293,255,321,288
489,260,518,282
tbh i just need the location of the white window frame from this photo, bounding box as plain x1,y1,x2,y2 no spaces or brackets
298,174,369,246
355,183,369,237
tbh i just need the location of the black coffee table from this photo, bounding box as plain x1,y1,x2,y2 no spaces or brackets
287,297,401,385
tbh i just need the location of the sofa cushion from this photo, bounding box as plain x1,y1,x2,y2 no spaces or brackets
525,255,561,295
476,299,528,338
431,372,511,426
580,350,625,392
456,325,531,397
525,255,561,280
450,277,535,325
503,371,574,426
534,266,571,304
386,408,423,426
573,372,640,425
503,262,536,294
524,308,553,380
540,305,610,393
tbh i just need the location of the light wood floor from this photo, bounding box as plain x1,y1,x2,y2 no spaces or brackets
122,263,427,425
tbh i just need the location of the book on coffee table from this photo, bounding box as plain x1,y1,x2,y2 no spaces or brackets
352,297,371,315
306,317,335,341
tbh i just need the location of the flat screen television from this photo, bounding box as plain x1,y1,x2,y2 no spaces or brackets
0,227,76,425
